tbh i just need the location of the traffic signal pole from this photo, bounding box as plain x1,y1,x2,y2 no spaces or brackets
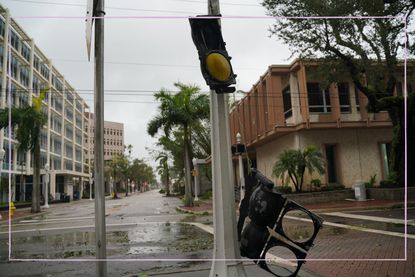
208,1,247,276
94,0,107,276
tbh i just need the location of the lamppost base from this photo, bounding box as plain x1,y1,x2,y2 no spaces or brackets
194,197,199,201
209,261,247,277
43,204,50,209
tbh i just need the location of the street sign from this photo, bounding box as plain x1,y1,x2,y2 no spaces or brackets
85,0,94,61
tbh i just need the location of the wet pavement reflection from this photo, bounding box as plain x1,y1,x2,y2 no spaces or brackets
3,223,213,260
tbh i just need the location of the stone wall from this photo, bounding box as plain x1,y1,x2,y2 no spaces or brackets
284,190,354,205
367,187,415,201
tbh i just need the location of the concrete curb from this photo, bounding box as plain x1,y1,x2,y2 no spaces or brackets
309,202,415,213
175,206,212,215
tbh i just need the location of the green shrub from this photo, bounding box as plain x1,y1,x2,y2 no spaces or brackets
310,179,322,190
323,183,345,191
200,190,212,200
366,174,377,188
276,186,292,194
159,189,165,194
364,182,373,188
379,179,397,188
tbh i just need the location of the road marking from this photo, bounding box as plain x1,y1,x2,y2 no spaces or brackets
188,222,213,234
0,222,139,234
19,216,95,223
284,216,415,239
322,212,415,226
189,222,297,268
0,221,202,235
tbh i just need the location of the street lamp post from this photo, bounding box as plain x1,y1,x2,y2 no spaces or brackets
236,133,245,201
192,158,199,201
0,148,4,203
43,163,50,208
89,172,93,200
110,176,113,197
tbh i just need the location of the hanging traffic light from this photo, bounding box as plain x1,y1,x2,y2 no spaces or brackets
189,16,236,93
240,168,325,277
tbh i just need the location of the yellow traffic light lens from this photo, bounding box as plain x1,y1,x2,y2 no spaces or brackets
206,53,231,81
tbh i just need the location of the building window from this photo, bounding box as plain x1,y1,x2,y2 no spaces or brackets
355,88,361,112
338,82,351,113
325,144,337,183
40,64,50,80
10,31,19,50
0,19,5,37
282,86,292,119
21,43,30,62
397,81,413,97
307,82,331,113
33,55,40,71
380,142,392,179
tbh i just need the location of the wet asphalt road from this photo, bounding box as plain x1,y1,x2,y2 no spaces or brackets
0,190,214,276
0,190,414,276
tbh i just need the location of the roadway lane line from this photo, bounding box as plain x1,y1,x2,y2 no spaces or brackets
322,212,415,226
19,216,95,223
0,221,205,235
189,222,297,268
284,216,415,239
0,222,139,234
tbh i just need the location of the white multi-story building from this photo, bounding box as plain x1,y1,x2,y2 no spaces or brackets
85,112,125,162
85,112,124,194
0,5,91,202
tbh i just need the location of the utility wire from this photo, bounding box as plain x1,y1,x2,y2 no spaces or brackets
8,0,198,14
169,0,261,7
51,58,262,71
9,0,262,10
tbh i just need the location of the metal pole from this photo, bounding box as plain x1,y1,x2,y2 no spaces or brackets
192,158,199,201
43,163,50,208
94,0,107,276
236,133,245,201
89,111,93,200
208,1,246,276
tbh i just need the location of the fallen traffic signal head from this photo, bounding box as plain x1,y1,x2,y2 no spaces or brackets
189,16,236,93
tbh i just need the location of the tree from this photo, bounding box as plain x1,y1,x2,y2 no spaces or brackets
147,82,209,207
156,152,170,196
272,145,325,192
109,154,128,198
262,0,415,185
0,89,47,213
127,158,155,191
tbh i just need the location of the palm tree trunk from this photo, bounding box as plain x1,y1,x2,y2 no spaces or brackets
165,164,170,196
31,141,41,213
183,125,193,207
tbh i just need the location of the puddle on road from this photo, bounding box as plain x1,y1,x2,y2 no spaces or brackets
8,223,213,259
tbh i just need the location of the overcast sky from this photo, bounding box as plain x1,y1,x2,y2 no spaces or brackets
3,0,292,168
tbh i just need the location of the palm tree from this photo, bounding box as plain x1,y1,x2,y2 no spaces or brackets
110,154,128,198
0,89,47,213
272,145,325,192
156,152,170,196
147,82,209,207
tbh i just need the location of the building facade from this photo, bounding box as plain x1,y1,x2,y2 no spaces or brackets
229,59,413,189
0,5,91,202
85,112,124,162
85,113,124,194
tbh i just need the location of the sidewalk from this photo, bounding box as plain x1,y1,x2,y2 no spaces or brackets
140,263,321,277
177,198,414,215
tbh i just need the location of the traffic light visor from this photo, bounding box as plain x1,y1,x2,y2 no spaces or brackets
206,52,231,81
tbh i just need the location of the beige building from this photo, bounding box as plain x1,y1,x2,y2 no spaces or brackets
0,5,90,202
229,59,413,189
85,112,124,162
